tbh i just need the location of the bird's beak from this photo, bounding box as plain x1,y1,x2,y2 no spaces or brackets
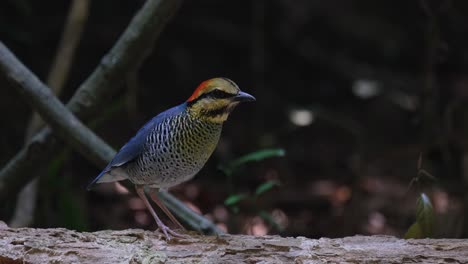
233,91,256,102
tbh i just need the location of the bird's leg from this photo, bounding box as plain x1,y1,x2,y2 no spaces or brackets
148,189,186,231
135,186,184,240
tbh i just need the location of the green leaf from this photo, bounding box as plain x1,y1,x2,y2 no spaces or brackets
404,193,434,239
404,222,423,239
219,148,285,175
224,193,248,206
255,180,281,197
416,193,434,236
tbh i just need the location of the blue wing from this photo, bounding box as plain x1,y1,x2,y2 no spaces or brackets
87,103,186,190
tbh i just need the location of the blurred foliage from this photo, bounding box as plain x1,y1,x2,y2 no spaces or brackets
255,179,281,197
405,156,436,238
224,193,248,208
221,149,284,231
405,193,435,239
219,148,285,176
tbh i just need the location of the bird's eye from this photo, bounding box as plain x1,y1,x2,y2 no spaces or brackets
209,89,233,99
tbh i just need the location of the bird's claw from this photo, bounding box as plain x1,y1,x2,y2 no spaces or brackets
157,225,189,240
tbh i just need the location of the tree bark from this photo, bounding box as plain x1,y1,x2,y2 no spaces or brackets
0,225,466,263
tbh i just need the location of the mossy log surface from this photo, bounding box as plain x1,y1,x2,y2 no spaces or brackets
0,224,467,263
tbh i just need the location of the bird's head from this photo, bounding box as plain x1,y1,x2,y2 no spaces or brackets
186,77,255,123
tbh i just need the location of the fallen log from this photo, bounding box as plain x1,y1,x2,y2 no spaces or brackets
0,224,467,263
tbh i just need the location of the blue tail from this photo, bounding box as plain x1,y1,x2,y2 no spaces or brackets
86,169,108,190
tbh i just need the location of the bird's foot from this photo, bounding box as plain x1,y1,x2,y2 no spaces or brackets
157,225,189,240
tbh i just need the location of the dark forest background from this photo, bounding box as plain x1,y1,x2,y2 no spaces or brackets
2,0,468,238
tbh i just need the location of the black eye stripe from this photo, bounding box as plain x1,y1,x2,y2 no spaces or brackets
197,89,234,100
209,89,234,99
201,106,229,117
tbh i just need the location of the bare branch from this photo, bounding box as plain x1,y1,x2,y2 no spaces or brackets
67,0,182,120
0,127,60,202
0,41,115,167
11,0,90,228
25,0,90,140
47,0,89,92
0,0,181,201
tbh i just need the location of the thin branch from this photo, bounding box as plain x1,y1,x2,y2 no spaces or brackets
0,41,115,167
66,0,182,120
0,127,60,203
0,0,181,202
11,0,90,228
25,0,90,140
46,0,89,91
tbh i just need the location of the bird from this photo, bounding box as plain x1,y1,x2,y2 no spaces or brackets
87,77,255,240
